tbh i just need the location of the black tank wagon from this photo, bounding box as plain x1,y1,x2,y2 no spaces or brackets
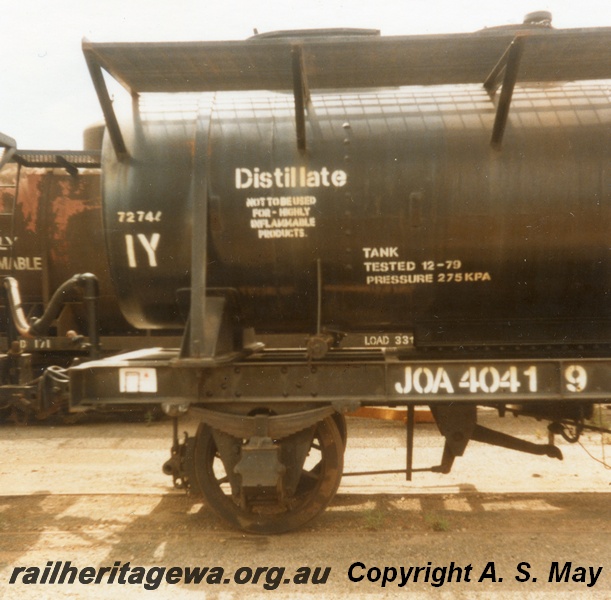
5,15,611,532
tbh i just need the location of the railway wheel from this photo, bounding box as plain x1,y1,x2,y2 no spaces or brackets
193,416,344,534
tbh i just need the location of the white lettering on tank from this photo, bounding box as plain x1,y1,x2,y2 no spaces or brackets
0,236,17,250
362,247,399,258
126,235,136,267
236,166,347,190
125,233,161,268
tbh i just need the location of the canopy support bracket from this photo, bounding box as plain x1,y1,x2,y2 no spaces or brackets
0,133,16,170
83,40,129,161
55,155,79,177
487,36,526,150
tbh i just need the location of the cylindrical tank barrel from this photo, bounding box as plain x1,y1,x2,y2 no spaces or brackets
102,82,610,346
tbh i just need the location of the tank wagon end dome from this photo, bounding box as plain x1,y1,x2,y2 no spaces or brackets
83,122,105,152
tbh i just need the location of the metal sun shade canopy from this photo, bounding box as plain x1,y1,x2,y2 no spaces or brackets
0,133,101,174
10,151,101,174
82,26,611,156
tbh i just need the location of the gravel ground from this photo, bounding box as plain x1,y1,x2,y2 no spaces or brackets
1,409,610,599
